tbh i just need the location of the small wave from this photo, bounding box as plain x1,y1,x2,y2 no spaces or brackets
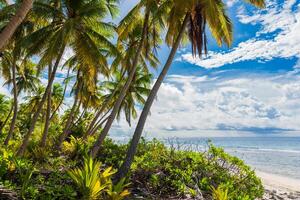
226,147,300,154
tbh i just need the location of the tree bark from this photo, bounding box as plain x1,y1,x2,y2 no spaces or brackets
0,0,33,50
114,14,189,181
4,60,18,145
90,12,150,158
49,68,70,121
88,109,110,136
55,81,82,150
0,103,13,135
40,64,52,147
16,47,65,156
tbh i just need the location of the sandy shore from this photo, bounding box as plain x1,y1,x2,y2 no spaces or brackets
256,171,300,200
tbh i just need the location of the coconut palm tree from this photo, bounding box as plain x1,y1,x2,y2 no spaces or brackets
85,20,160,139
0,0,38,145
115,0,266,180
87,66,152,138
2,57,40,145
0,0,34,50
17,0,118,156
0,94,11,134
90,0,165,157
55,70,83,150
40,83,64,147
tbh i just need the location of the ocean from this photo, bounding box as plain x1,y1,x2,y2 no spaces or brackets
166,137,300,180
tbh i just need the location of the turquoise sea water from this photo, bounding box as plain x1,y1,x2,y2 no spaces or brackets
167,137,300,179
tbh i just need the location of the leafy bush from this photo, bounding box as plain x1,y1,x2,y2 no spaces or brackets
67,156,130,200
128,140,263,199
0,139,263,200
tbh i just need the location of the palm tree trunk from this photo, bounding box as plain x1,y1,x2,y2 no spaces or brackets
4,60,18,145
0,0,33,50
40,64,52,147
16,47,65,156
73,106,86,127
0,104,13,134
49,68,70,121
85,108,103,136
114,14,189,181
55,81,82,150
89,109,111,136
90,12,150,158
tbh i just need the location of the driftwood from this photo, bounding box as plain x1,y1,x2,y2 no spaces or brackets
0,186,18,200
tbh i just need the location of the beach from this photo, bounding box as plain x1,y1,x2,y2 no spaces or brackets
256,171,300,200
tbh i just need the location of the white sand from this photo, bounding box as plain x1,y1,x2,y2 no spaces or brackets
256,171,300,192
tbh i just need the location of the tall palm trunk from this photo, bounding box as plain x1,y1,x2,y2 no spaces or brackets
85,108,104,136
49,68,70,121
0,0,33,50
0,104,13,134
55,81,82,150
85,73,125,137
17,47,65,156
4,60,18,145
40,64,52,147
115,14,189,181
89,109,111,136
90,12,150,158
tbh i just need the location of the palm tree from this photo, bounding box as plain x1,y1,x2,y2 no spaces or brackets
90,0,164,157
40,63,52,147
85,20,160,138
40,83,64,147
115,0,266,180
55,70,83,150
17,0,118,156
87,66,152,138
0,0,34,50
3,56,40,145
0,94,11,134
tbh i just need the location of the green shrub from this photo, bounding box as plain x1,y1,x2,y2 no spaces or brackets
129,140,264,199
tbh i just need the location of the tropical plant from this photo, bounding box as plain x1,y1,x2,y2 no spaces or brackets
115,0,266,181
90,0,164,157
0,0,34,49
106,178,130,200
211,185,229,200
0,7,36,145
67,156,114,200
17,0,119,156
0,94,11,134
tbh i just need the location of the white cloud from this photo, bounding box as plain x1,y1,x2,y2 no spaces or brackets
180,0,300,68
112,72,300,138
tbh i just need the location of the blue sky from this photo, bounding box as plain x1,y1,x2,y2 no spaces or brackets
111,0,300,138
1,0,300,138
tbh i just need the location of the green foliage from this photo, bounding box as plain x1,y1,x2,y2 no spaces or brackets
128,140,264,199
67,156,112,200
67,156,130,200
106,178,130,200
211,184,229,200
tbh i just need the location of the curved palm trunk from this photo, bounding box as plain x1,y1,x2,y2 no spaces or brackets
89,109,111,136
0,104,13,134
90,12,150,158
55,82,82,150
49,68,70,121
0,0,33,50
85,108,104,136
40,64,52,147
17,47,65,156
73,106,87,127
114,14,189,181
84,72,125,138
4,61,18,145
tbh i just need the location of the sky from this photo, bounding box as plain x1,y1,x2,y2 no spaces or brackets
111,0,300,139
1,0,300,139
